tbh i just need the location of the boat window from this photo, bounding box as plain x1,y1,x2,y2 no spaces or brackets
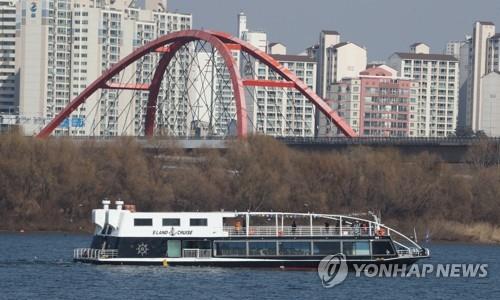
372,241,395,255
249,241,277,256
313,241,341,255
134,218,153,226
278,241,311,256
163,218,180,226
343,241,370,256
190,218,208,226
182,240,211,249
215,241,247,256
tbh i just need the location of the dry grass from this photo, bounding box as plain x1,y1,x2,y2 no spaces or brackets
428,220,500,244
1,132,500,241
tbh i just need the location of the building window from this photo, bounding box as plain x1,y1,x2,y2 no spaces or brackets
134,218,153,226
190,218,208,226
163,218,180,226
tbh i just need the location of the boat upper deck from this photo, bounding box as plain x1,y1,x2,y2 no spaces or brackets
93,201,390,239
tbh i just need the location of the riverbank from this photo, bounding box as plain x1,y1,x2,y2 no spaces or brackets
426,221,500,244
386,220,500,245
1,132,499,244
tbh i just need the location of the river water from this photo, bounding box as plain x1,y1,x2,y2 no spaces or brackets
0,233,498,300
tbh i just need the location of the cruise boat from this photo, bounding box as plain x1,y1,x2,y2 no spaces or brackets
73,200,430,268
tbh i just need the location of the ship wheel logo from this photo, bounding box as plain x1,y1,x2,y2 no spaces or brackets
136,242,149,256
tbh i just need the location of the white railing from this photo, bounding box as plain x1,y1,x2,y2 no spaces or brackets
223,226,374,237
182,249,212,258
397,248,422,257
73,248,118,260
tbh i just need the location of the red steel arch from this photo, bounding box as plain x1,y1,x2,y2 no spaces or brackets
36,30,356,138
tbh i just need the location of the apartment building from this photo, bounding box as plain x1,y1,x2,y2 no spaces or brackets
466,21,496,132
250,53,317,137
0,0,17,114
16,0,192,136
328,65,418,137
388,45,459,137
479,71,500,136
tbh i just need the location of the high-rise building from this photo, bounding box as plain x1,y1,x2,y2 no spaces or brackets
445,40,467,59
307,31,368,136
325,42,367,88
388,45,459,137
16,0,192,136
0,0,17,114
250,53,317,137
466,21,496,132
237,11,247,40
245,17,316,136
457,37,472,131
479,71,500,136
316,30,340,98
237,13,316,137
486,33,500,73
316,42,367,136
328,65,418,137
457,21,500,135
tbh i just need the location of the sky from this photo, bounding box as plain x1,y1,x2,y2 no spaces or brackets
168,0,500,61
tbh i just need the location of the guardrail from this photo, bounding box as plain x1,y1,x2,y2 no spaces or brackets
73,248,118,260
397,248,423,257
182,249,212,258
39,135,500,146
276,136,500,146
223,226,375,237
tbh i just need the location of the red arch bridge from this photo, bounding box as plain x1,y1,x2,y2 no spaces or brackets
37,30,356,139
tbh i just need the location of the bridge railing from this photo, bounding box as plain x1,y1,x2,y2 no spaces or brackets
47,135,500,142
42,136,500,147
275,136,500,146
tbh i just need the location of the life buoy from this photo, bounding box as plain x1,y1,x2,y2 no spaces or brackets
249,228,256,235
